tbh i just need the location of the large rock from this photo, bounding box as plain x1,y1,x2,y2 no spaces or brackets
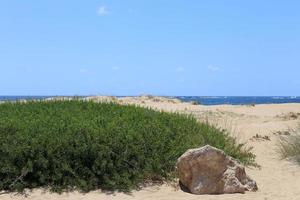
176,145,257,195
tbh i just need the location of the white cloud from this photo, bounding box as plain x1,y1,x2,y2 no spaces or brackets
112,66,120,71
97,6,110,15
79,68,87,73
207,65,220,72
175,66,185,72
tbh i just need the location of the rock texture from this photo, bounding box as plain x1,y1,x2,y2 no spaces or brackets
176,145,257,195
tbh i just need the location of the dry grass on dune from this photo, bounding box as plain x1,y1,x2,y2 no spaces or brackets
278,123,300,163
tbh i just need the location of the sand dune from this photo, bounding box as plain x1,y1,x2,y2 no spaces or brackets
1,97,300,200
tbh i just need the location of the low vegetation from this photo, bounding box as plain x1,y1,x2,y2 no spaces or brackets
0,101,255,193
251,134,271,141
190,101,200,105
278,124,300,163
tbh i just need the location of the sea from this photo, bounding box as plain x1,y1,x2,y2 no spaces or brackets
0,96,300,106
175,96,300,105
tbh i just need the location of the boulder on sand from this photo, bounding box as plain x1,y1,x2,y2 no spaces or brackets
176,145,257,195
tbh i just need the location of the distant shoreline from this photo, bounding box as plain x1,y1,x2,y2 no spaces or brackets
1,95,300,106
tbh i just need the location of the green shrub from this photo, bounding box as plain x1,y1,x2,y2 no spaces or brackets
0,101,255,192
278,125,300,163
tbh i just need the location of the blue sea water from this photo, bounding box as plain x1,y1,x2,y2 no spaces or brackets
0,96,300,106
0,96,51,101
175,96,300,105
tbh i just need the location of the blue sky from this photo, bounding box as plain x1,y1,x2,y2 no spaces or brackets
0,1,299,96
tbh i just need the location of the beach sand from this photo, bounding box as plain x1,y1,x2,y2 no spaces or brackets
1,97,300,200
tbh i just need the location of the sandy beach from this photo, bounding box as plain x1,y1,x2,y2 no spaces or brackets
1,97,300,200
